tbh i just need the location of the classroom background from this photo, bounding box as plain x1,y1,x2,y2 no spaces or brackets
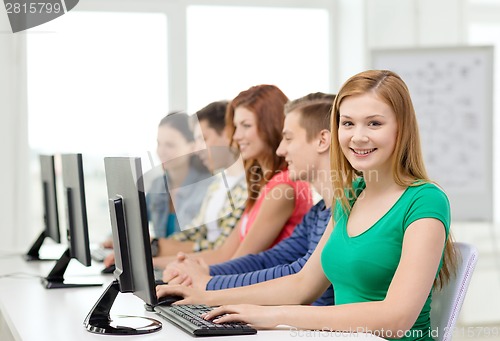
1,1,499,339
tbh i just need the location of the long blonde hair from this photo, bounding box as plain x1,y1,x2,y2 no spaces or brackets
330,70,456,289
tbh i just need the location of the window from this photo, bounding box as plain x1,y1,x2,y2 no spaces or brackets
27,11,168,241
186,5,330,112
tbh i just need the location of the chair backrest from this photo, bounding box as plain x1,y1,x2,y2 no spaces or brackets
430,242,478,341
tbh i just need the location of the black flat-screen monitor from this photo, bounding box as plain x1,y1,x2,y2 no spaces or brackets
84,157,161,335
41,153,102,289
24,155,62,261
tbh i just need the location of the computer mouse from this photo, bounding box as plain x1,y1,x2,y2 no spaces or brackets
101,263,116,274
156,295,183,306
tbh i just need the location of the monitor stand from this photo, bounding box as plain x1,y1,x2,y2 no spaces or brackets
84,280,162,335
24,230,60,261
41,248,102,289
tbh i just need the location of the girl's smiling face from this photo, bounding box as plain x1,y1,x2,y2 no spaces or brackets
232,106,266,161
338,92,398,175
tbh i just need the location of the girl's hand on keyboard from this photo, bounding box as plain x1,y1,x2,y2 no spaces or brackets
201,304,280,329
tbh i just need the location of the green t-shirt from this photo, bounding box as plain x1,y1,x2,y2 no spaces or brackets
321,178,450,341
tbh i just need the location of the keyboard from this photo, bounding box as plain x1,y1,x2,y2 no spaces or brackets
154,304,257,337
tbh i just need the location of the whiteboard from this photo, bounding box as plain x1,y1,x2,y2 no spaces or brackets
371,46,493,221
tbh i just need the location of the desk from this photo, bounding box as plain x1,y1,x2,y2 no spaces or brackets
0,253,384,341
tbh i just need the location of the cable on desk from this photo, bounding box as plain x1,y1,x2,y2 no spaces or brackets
0,272,44,280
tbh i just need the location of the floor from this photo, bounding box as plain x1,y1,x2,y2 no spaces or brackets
451,222,500,340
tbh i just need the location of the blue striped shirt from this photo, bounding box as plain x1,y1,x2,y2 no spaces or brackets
207,200,334,306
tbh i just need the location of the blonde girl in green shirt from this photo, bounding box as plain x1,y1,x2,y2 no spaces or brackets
157,70,458,341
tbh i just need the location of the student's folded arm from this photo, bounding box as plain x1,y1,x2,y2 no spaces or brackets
210,223,309,276
207,250,311,290
200,218,335,307
152,255,175,269
210,253,267,276
154,226,239,270
157,227,242,282
231,184,295,259
157,238,195,257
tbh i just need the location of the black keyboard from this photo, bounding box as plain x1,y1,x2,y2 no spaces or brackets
154,304,257,337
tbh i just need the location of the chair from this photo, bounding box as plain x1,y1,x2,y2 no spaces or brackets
430,242,478,341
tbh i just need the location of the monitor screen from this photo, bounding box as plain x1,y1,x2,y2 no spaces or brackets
60,153,92,267
104,156,157,305
40,154,61,243
84,157,161,335
41,153,101,289
24,155,62,261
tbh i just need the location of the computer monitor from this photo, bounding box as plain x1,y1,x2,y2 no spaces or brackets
24,155,62,261
41,153,102,289
84,157,161,335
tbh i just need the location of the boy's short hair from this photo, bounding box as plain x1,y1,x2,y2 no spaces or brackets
195,100,229,135
284,92,336,142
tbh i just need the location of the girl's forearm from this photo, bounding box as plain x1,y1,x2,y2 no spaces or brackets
205,273,318,307
272,302,410,338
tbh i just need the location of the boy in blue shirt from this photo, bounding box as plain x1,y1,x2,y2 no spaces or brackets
162,93,336,306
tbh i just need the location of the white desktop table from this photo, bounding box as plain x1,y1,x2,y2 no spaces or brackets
0,251,384,341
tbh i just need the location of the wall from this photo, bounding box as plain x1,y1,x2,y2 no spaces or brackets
335,0,464,87
366,0,464,48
